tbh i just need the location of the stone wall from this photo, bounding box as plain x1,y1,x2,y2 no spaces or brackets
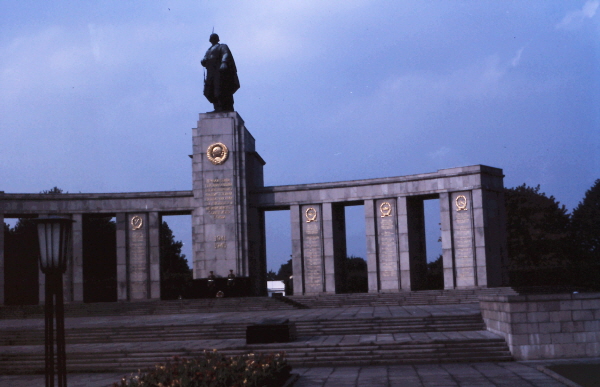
480,293,600,360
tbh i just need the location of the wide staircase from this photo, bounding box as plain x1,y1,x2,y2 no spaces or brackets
287,287,517,308
0,291,514,374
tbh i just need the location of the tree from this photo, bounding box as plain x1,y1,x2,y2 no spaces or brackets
343,255,368,293
424,255,443,290
4,218,39,305
571,179,600,266
82,216,116,302
41,186,65,194
504,184,571,270
160,221,192,299
276,259,292,281
266,270,278,281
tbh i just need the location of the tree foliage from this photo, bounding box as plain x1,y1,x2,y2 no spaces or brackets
340,255,368,293
423,255,443,290
160,221,192,300
4,218,39,305
82,216,117,302
504,184,571,270
276,259,292,281
571,179,600,266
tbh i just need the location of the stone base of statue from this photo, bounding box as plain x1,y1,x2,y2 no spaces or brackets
191,112,266,296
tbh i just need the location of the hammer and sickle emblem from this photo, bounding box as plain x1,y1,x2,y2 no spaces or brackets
131,215,143,230
305,207,318,223
455,195,468,212
380,202,392,217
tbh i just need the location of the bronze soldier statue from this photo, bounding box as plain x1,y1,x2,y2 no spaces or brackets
201,33,240,112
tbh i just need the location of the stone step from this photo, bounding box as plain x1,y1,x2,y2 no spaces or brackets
287,287,517,309
0,314,486,346
0,334,512,373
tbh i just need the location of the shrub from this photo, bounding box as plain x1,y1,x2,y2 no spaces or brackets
113,350,291,387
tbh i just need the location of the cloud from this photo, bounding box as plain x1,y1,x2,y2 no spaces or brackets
429,147,451,159
556,0,599,29
510,47,525,67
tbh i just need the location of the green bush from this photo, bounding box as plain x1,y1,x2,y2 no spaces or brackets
113,350,291,387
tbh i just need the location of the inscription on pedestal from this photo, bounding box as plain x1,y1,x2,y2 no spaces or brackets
128,214,148,299
376,199,399,286
451,192,475,286
302,205,324,293
204,178,233,219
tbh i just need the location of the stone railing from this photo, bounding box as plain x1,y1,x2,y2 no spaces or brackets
479,293,600,360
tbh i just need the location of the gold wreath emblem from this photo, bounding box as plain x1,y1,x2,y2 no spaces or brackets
380,202,392,217
130,215,143,230
455,195,468,212
207,142,229,165
305,207,317,223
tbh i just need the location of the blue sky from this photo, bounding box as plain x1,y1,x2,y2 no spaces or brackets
1,1,598,271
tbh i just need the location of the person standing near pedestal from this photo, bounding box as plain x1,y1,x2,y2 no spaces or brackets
201,33,240,112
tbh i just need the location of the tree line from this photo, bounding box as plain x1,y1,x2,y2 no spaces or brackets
505,180,599,288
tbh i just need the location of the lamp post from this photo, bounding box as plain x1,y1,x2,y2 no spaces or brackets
33,216,74,387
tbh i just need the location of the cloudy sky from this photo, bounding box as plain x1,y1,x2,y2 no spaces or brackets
1,1,598,271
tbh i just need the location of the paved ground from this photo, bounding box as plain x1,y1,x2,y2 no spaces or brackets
1,358,598,386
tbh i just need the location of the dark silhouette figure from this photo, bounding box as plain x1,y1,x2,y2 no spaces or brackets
201,33,239,112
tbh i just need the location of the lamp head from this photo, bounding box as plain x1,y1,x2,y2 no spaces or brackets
33,216,74,274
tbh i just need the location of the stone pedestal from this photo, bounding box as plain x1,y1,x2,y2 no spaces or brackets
191,112,265,295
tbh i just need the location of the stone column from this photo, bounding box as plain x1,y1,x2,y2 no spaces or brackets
375,198,400,292
472,189,487,287
397,197,411,291
116,213,128,301
439,193,455,289
364,200,379,293
301,204,325,294
70,213,84,302
290,205,303,295
472,188,508,287
148,212,161,300
0,212,4,305
450,191,477,288
127,213,150,300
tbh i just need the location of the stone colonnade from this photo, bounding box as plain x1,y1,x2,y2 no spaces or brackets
253,166,508,295
0,192,193,304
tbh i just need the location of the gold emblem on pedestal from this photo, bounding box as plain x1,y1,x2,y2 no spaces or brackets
455,195,468,212
305,207,318,223
380,202,392,217
207,142,229,165
130,215,143,230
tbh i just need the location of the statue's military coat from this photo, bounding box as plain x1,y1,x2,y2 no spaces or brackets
201,43,240,105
